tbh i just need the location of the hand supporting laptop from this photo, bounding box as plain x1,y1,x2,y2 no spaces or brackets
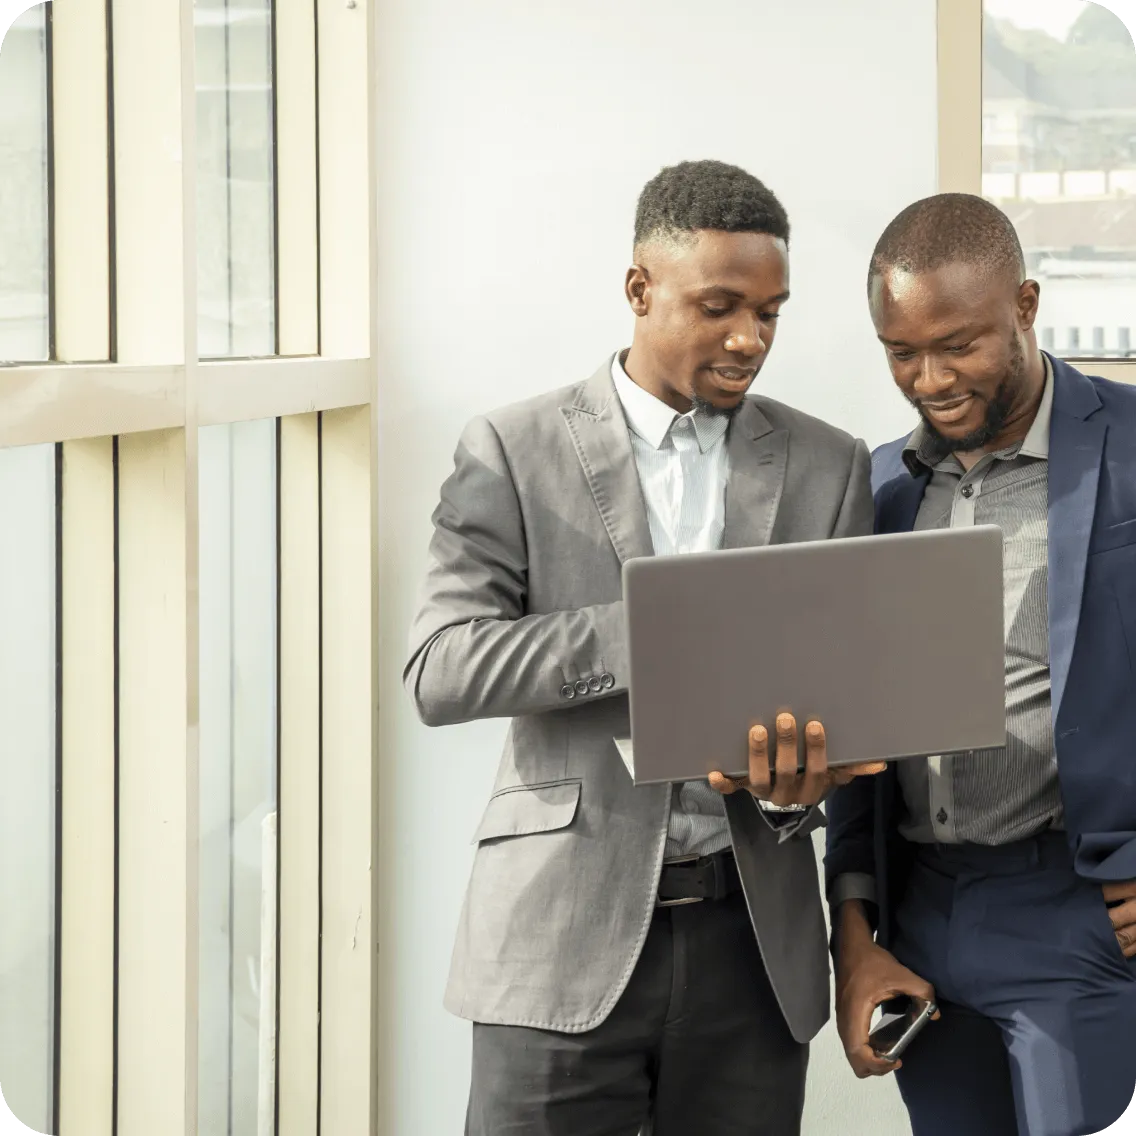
708,713,886,807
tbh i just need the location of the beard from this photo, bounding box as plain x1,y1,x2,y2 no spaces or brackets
913,337,1027,455
691,394,745,421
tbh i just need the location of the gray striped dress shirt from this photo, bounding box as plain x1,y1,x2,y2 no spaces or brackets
896,358,1061,844
834,361,1061,911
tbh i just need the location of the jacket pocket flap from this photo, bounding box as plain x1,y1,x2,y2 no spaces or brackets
1091,516,1136,556
472,781,581,844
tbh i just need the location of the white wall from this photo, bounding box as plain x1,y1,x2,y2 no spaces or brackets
375,1,936,1131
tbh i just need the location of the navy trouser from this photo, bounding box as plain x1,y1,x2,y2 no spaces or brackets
891,833,1136,1136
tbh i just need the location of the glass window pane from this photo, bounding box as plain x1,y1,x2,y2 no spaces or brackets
199,420,278,1135
0,5,50,363
0,444,58,1133
983,0,1136,358
196,0,277,359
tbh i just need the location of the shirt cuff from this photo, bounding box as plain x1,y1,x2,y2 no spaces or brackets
830,871,878,908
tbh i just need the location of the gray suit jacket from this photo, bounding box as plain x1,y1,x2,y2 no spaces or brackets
405,358,873,1042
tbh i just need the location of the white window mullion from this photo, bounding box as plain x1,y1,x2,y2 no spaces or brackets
319,405,375,1136
277,412,322,1136
51,0,112,363
316,0,371,359
276,0,320,357
115,428,190,1136
111,0,185,366
937,0,982,195
57,437,116,1136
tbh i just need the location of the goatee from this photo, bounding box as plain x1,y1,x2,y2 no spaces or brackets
691,395,744,421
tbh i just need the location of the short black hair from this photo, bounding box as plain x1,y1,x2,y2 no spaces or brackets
869,193,1026,289
634,160,790,250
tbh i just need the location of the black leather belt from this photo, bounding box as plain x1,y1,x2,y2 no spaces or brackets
656,849,742,907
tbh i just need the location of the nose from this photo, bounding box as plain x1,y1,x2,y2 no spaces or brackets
723,314,767,358
912,354,955,397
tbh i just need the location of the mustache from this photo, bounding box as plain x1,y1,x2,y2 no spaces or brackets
917,396,973,407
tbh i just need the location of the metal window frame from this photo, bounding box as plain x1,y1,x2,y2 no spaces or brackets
5,0,381,1132
938,0,1136,385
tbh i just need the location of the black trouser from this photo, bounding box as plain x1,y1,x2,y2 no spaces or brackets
466,889,807,1136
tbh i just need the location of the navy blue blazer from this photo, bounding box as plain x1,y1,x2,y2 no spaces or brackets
825,355,1136,946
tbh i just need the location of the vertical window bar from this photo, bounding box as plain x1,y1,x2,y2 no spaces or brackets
111,435,121,1136
270,2,282,359
105,1,118,362
273,416,283,1136
44,6,57,362
51,442,64,1136
315,410,324,1136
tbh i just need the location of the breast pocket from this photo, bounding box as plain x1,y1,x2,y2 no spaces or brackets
472,780,582,844
1090,516,1136,557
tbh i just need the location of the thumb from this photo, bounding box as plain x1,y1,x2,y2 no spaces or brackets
707,771,739,795
897,974,937,1006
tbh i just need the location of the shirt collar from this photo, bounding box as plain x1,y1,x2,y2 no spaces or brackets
1018,352,1053,460
611,352,730,454
902,352,1053,476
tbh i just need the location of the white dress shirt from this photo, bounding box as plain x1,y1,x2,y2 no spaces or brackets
611,353,734,858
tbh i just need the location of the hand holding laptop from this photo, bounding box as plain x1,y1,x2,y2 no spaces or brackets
708,714,886,808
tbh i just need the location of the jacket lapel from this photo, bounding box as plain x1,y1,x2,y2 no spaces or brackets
1047,358,1106,719
874,470,928,535
722,399,788,549
561,360,654,565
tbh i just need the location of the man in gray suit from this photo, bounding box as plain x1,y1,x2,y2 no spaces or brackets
406,160,880,1135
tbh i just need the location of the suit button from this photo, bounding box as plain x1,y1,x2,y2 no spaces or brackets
600,672,615,690
560,684,576,700
588,676,602,693
574,679,590,696
936,808,949,825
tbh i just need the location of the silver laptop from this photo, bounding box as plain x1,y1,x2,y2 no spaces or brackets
617,525,1006,783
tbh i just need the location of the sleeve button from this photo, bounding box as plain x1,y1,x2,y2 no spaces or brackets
560,684,576,700
587,676,602,693
600,672,615,689
574,679,590,696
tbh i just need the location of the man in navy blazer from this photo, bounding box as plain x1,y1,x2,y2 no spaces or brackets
826,194,1136,1136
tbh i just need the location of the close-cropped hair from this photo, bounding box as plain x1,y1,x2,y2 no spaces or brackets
869,193,1027,288
633,160,791,250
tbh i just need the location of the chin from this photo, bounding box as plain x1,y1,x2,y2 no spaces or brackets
697,386,749,409
923,416,987,450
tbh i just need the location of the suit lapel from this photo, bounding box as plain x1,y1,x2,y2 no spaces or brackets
561,361,654,564
875,471,928,535
1047,358,1106,719
722,399,788,549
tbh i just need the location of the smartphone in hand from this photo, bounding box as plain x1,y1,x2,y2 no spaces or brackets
868,997,938,1062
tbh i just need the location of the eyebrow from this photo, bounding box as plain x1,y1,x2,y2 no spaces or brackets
697,287,791,304
880,324,980,348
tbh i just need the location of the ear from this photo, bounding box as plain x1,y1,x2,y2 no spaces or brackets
625,264,650,316
1017,279,1040,332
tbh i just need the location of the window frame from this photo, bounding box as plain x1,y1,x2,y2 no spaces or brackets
938,0,1136,383
0,0,380,1132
